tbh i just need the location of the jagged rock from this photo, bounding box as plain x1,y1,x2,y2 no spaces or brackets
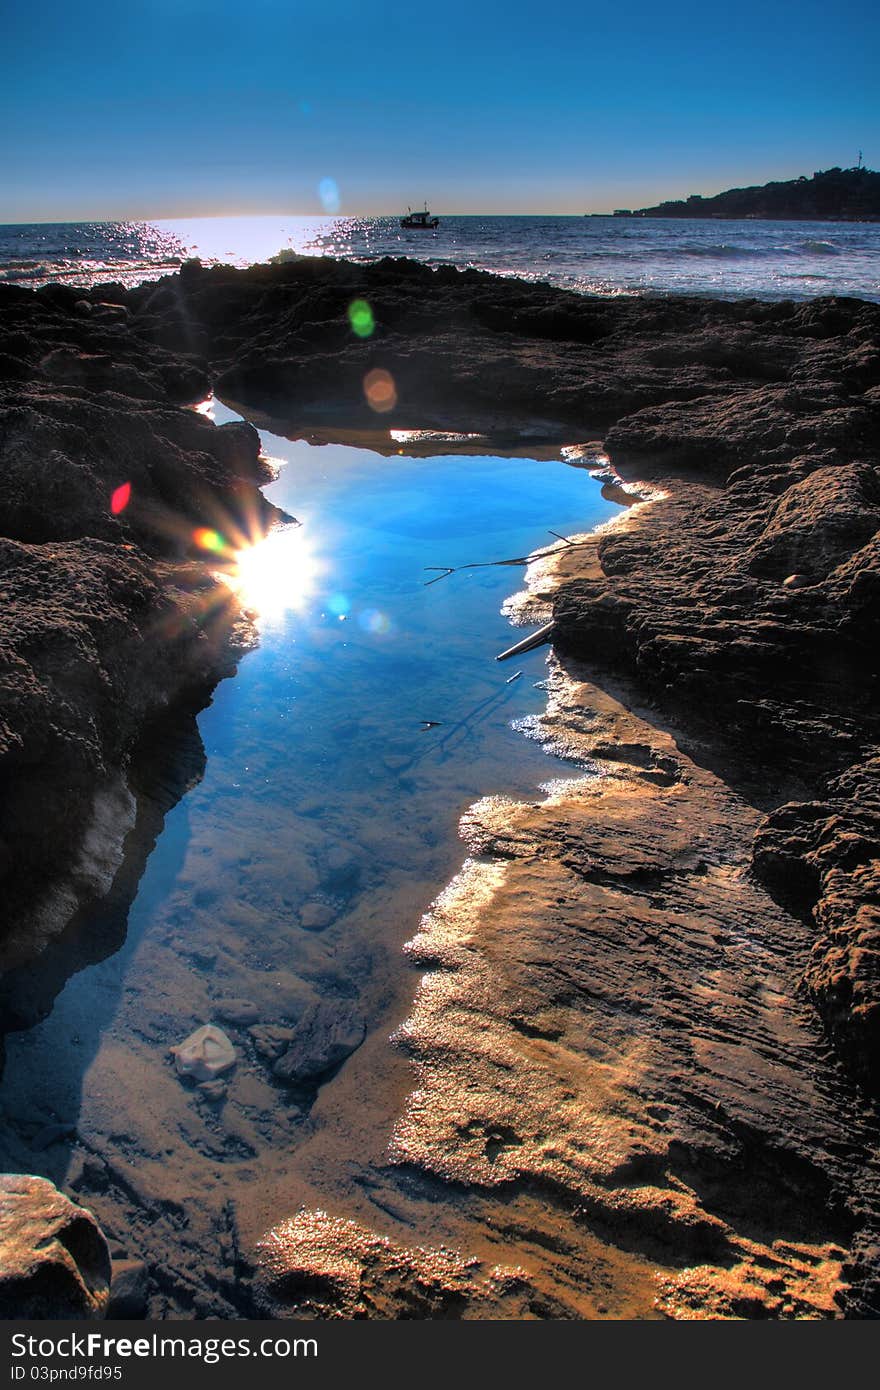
273,1002,365,1083
0,1174,111,1318
0,280,286,976
746,463,880,580
753,752,880,1083
3,263,879,1013
249,1024,297,1061
3,257,880,1317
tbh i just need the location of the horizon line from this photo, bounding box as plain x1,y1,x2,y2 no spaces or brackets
0,210,630,227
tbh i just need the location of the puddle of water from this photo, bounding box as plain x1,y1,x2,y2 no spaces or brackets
0,406,619,1310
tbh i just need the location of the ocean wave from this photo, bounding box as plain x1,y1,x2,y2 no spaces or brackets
677,243,766,259
0,256,184,288
798,239,839,255
673,239,846,262
0,263,52,280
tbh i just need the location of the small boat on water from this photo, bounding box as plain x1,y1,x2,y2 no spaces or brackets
400,204,440,229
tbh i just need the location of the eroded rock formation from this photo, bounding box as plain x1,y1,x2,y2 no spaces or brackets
256,1210,540,1318
0,1174,111,1318
0,280,281,970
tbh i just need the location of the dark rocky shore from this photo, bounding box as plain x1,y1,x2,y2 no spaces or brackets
1,257,878,1317
0,282,295,971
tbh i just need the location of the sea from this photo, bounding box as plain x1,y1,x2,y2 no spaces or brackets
1,214,878,301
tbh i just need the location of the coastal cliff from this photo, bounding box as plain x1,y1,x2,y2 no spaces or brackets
1,258,878,1317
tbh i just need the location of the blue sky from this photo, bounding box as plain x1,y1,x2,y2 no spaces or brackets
1,0,877,220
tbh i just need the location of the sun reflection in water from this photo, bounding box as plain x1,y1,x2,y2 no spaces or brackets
225,524,319,623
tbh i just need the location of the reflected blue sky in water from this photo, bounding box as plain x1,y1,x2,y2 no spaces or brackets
0,417,620,1234
204,407,617,812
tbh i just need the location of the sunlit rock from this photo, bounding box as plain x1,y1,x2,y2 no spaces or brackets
255,1209,537,1318
0,1174,111,1318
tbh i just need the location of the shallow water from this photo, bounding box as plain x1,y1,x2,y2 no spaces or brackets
0,409,619,1311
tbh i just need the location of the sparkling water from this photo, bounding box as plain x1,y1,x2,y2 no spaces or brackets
1,214,878,300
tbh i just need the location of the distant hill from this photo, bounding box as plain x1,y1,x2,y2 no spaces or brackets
615,167,880,221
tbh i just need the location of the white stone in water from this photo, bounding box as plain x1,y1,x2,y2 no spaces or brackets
171,1024,236,1081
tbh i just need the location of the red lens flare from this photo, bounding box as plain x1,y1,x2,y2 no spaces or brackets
110,482,131,515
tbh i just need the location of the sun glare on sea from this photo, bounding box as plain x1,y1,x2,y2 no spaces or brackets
227,524,319,622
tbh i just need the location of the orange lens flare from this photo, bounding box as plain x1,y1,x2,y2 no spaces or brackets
193,527,227,553
363,368,397,414
110,482,131,515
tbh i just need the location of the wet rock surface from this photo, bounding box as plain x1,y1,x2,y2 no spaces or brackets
256,1210,549,1318
549,479,880,1085
272,1003,366,1085
390,664,880,1317
0,1174,111,1318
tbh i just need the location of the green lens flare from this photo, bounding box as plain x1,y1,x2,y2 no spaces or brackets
194,527,226,553
348,299,375,338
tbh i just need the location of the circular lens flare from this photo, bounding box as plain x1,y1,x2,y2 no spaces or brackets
318,177,340,213
193,527,227,553
348,299,375,338
358,607,391,634
363,368,397,413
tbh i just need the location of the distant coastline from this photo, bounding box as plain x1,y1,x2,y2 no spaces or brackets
609,165,880,221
